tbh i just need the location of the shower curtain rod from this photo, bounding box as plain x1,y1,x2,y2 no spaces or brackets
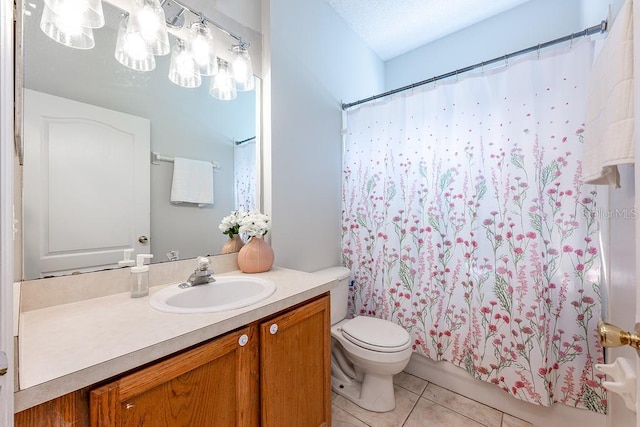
342,20,608,110
235,136,256,145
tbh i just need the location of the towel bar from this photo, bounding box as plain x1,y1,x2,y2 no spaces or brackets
151,151,220,170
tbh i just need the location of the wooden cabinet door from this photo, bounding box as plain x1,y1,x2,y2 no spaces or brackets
260,295,331,427
90,326,258,427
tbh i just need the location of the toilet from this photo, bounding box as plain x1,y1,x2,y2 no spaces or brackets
314,267,412,412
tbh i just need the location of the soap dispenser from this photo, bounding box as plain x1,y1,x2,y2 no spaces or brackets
130,254,153,298
118,249,135,267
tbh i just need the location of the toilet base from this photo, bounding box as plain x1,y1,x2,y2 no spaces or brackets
331,372,396,412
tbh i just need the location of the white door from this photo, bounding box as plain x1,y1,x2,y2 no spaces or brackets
22,89,150,279
600,166,637,427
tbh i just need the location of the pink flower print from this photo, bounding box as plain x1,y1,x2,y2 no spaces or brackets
563,245,573,253
516,234,525,241
588,247,598,255
497,266,507,274
514,247,524,255
526,231,537,239
480,306,491,314
522,327,534,334
489,325,497,332
483,218,494,226
574,249,584,256
538,367,548,376
582,296,595,304
576,264,584,271
502,315,510,323
493,338,501,345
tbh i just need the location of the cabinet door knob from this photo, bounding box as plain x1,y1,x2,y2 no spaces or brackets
138,235,149,244
269,324,278,335
238,334,249,346
125,403,135,410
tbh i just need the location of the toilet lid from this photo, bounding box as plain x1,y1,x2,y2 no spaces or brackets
341,316,411,353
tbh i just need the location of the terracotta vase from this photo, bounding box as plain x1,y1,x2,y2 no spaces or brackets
221,234,244,254
237,236,274,273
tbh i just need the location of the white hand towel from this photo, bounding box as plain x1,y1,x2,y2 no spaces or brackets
582,0,635,188
170,157,214,207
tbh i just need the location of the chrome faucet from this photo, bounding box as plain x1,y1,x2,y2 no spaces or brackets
179,256,215,288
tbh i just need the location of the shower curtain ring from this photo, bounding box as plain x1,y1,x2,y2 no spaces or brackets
504,54,508,67
570,32,574,48
537,43,541,58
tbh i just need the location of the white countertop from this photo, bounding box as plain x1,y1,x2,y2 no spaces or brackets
15,267,336,412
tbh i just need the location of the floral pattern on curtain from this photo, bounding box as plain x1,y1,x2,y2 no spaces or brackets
341,41,606,413
234,139,257,211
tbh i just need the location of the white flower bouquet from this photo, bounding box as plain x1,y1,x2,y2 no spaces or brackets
239,210,271,238
219,210,246,237
219,210,271,238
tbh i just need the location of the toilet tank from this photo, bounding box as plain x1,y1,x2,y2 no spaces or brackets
313,267,351,325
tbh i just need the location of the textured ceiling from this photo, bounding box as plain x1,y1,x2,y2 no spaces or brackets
324,0,531,61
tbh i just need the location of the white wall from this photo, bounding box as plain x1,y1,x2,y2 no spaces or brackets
266,0,384,272
385,0,598,91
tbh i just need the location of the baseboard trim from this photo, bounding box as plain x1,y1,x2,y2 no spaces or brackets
405,353,606,427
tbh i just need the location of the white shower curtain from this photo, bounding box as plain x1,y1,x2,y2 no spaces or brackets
342,41,606,413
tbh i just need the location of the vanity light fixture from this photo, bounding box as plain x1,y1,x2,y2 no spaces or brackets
115,13,156,72
209,59,237,101
231,45,254,91
168,38,201,88
188,18,217,76
37,0,254,99
40,3,96,49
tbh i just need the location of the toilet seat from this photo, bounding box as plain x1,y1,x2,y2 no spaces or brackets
341,316,411,353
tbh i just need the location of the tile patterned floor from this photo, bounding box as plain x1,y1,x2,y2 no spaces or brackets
331,372,533,427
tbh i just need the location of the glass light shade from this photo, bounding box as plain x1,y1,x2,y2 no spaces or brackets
44,0,104,28
40,3,95,49
114,15,155,72
168,38,201,88
188,22,217,76
232,45,254,91
209,60,237,101
127,0,170,56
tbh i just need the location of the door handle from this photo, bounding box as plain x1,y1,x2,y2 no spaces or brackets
597,321,640,352
139,235,149,244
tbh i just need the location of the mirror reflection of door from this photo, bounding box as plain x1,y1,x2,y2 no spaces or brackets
23,89,150,278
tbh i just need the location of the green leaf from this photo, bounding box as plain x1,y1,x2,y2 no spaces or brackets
494,274,512,313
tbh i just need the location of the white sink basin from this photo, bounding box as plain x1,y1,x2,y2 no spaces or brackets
150,276,276,314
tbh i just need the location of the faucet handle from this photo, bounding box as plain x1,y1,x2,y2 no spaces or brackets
197,256,210,270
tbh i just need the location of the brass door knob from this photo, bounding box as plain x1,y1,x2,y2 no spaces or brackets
597,321,640,350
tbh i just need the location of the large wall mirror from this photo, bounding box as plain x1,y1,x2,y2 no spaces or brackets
17,0,261,280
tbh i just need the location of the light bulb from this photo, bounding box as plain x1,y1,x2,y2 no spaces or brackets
168,38,201,88
187,22,216,75
231,45,254,91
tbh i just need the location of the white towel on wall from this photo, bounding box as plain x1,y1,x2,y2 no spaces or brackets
170,157,214,207
582,0,635,188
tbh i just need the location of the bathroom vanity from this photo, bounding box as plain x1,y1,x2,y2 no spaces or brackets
13,262,335,426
